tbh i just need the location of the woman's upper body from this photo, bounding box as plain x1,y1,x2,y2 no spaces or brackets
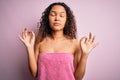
35,35,81,69
19,2,98,80
35,33,82,80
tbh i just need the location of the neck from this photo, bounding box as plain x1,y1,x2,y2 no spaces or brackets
51,30,65,40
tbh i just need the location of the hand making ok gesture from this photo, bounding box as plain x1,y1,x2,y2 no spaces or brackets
18,28,35,48
80,32,99,56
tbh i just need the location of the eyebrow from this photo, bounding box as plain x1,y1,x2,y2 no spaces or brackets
50,11,65,13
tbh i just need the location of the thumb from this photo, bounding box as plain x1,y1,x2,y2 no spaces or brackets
80,36,87,44
18,35,24,42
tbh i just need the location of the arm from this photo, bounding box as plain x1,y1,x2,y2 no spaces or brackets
27,45,38,77
74,33,98,80
19,28,38,77
74,52,88,80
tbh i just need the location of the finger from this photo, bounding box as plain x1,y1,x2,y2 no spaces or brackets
31,31,35,36
28,31,31,36
18,35,24,42
80,36,88,44
24,28,27,31
89,32,92,39
29,31,35,43
22,31,26,39
92,36,95,43
31,31,35,38
85,37,89,43
92,42,99,48
80,36,85,42
89,32,93,42
24,28,28,37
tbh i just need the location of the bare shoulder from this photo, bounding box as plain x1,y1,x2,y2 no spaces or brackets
35,38,46,54
35,41,41,48
35,40,44,51
68,38,80,54
36,37,47,47
71,38,80,48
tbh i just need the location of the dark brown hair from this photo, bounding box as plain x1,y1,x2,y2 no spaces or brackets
36,2,77,44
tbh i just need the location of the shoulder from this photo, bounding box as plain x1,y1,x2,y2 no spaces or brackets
71,38,80,47
35,37,48,51
72,39,82,55
67,38,80,53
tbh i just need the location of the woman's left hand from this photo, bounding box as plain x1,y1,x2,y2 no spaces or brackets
80,32,99,56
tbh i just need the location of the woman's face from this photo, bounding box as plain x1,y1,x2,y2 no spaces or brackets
49,5,67,31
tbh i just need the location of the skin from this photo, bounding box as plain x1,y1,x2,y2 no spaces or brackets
19,5,98,80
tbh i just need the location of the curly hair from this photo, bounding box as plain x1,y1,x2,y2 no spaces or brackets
36,2,77,44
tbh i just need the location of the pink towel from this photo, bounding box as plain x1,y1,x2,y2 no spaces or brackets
37,53,75,80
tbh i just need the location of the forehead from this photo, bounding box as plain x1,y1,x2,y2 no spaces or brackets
50,5,66,13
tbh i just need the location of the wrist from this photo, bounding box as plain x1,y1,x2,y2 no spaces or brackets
81,53,89,59
26,44,34,49
26,46,34,53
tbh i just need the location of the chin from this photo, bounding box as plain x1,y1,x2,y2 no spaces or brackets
51,26,64,31
52,28,63,31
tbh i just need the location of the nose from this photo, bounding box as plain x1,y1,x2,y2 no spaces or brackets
55,15,60,21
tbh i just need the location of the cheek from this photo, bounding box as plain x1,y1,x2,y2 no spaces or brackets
49,17,54,25
62,18,67,25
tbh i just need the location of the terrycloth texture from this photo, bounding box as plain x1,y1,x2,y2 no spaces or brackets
37,53,75,80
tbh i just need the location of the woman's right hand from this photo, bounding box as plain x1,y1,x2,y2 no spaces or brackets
19,28,35,48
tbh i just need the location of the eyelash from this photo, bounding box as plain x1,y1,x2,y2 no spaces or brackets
50,14,55,16
60,15,64,17
50,14,64,17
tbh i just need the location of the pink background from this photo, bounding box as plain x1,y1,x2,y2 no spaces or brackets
0,0,120,80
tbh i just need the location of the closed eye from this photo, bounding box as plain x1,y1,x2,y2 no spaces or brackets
60,15,65,17
50,13,56,16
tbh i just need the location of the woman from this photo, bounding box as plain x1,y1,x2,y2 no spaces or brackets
19,2,98,80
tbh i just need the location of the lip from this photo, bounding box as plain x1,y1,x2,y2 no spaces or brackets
53,23,61,26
